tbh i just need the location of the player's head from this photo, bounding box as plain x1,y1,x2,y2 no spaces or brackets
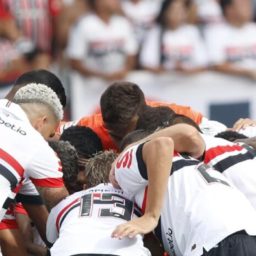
168,114,202,132
6,69,66,108
100,81,146,145
60,126,103,159
136,106,175,131
156,0,190,29
120,129,152,151
48,141,82,194
13,83,63,139
83,150,118,189
220,0,252,23
215,130,248,142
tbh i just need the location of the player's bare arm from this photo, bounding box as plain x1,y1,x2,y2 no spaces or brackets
36,186,68,211
112,137,174,239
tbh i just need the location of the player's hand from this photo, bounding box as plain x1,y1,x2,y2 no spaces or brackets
111,214,158,239
232,118,256,131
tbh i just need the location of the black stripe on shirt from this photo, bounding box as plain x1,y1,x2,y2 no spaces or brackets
136,143,148,180
16,194,43,205
171,159,200,174
213,150,256,173
0,164,18,189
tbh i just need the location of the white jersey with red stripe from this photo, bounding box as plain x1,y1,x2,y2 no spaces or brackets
202,134,256,209
114,143,256,256
47,183,150,256
0,99,63,220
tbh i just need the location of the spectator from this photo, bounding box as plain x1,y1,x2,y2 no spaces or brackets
140,0,208,74
67,0,138,80
205,0,256,80
121,0,163,46
193,0,223,27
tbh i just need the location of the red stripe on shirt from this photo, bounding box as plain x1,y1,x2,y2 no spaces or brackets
0,148,24,177
30,177,64,188
56,198,80,232
204,145,243,164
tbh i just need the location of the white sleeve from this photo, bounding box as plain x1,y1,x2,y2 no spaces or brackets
139,26,161,68
204,26,226,65
46,210,59,244
114,143,148,199
122,19,138,55
26,142,64,188
199,117,227,136
19,178,39,196
66,18,88,60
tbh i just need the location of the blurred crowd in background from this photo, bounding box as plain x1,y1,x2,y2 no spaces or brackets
1,0,256,119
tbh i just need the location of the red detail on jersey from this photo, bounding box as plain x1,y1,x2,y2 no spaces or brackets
0,148,24,177
15,203,28,216
30,177,64,188
0,219,18,230
116,149,133,169
141,186,148,214
204,145,243,164
56,198,80,232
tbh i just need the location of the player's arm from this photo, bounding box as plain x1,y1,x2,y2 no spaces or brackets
112,137,174,238
142,123,205,159
35,186,68,211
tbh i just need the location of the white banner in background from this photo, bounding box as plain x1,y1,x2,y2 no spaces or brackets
69,71,256,124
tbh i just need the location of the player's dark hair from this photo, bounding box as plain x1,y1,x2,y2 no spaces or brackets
100,81,146,134
13,69,66,107
48,141,80,194
136,106,175,131
119,129,152,151
215,130,248,142
60,126,103,159
168,114,202,132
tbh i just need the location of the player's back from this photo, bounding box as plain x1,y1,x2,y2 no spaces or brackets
161,157,256,256
202,134,256,209
47,183,150,256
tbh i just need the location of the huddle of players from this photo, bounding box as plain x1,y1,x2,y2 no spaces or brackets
3,69,256,256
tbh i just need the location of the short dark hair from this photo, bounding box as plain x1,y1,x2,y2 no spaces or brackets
219,0,233,15
136,106,175,131
100,82,146,128
60,126,103,159
48,141,80,194
119,129,152,151
83,150,118,189
215,130,248,142
169,114,202,132
12,69,67,107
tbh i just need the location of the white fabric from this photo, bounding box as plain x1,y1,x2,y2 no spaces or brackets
0,99,62,220
194,0,223,25
121,0,162,44
67,13,138,73
140,25,208,70
47,183,151,256
205,22,256,69
115,143,256,256
199,117,227,136
202,134,256,209
238,125,256,138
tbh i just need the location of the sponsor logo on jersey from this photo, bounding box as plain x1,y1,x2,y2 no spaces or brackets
166,227,176,256
0,117,26,135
